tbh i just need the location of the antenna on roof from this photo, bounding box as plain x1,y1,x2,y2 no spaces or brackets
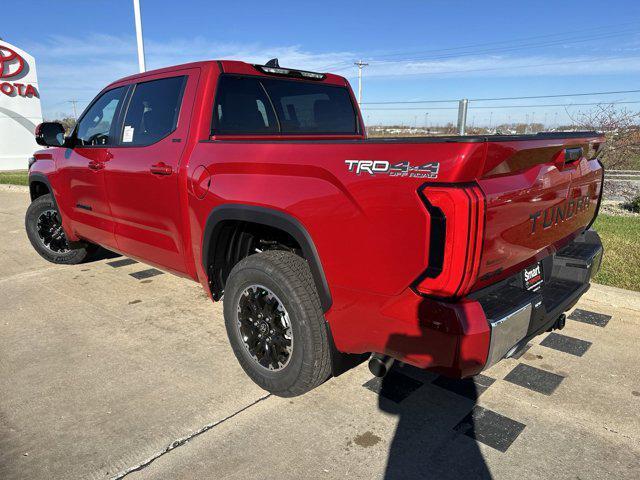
265,58,280,67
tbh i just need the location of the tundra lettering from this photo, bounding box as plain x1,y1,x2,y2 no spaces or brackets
529,195,592,235
26,59,605,396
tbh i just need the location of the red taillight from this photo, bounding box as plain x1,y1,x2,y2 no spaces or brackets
413,183,485,298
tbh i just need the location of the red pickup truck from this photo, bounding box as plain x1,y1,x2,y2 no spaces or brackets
27,59,604,396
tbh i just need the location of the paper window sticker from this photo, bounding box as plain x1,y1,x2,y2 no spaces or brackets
122,126,134,143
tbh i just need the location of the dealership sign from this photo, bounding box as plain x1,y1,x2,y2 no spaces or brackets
1,45,38,97
0,40,43,170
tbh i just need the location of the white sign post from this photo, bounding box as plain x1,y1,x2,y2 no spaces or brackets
0,40,43,171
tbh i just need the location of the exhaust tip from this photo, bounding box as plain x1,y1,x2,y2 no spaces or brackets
547,313,567,332
368,354,394,377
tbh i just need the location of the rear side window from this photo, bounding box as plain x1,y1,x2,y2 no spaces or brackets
214,76,278,134
121,76,186,146
212,75,358,135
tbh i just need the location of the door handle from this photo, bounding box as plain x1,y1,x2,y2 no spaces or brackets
88,161,105,171
150,162,173,176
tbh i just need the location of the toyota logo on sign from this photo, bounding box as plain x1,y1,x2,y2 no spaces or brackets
0,45,25,79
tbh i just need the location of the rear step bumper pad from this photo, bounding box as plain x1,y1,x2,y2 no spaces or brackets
474,229,603,369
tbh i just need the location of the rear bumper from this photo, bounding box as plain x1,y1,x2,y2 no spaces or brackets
475,229,602,370
328,229,603,378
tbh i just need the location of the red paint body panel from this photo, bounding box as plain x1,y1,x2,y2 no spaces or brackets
29,60,604,377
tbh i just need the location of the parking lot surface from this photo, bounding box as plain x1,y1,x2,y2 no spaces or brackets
1,187,639,479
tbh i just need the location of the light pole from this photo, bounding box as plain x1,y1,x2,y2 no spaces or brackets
354,60,369,104
457,99,468,135
133,0,146,72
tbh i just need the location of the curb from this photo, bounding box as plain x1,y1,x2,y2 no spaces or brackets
0,184,29,193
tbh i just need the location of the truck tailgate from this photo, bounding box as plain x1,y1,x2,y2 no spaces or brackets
475,136,603,290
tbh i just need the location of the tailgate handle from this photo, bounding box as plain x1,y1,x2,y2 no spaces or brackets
564,147,583,163
554,147,583,170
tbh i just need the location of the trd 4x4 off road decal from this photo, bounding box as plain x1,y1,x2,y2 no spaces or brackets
345,160,439,178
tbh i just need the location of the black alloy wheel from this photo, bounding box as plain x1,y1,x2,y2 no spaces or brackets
236,284,294,371
223,250,332,396
36,209,70,254
25,194,92,264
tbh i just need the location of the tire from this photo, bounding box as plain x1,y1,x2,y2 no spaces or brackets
223,250,332,397
25,194,90,265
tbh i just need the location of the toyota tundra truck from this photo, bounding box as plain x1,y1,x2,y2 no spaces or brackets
26,59,604,396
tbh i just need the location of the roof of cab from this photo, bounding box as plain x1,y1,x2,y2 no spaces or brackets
106,60,349,89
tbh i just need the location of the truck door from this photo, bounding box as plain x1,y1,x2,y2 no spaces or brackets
58,86,128,249
103,70,198,274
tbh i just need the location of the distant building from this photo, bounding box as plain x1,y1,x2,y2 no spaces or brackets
0,40,43,170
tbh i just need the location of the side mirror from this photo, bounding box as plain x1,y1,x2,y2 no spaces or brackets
35,122,66,147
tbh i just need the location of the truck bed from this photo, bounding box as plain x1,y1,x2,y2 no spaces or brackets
363,131,600,143
198,129,604,299
210,131,600,144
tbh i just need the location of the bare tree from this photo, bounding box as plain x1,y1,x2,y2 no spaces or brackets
566,104,640,169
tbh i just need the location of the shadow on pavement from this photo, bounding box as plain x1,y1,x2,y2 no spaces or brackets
365,327,493,479
87,247,121,263
376,365,491,480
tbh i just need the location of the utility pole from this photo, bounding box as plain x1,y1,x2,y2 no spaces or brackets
68,100,78,120
354,60,369,104
133,0,146,72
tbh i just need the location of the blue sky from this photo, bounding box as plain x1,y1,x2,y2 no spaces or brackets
4,0,640,126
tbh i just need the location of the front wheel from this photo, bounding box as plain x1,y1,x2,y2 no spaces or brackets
25,194,91,264
223,250,332,397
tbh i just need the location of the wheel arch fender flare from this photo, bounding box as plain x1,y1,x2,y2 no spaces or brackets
202,204,333,312
28,172,83,246
28,173,60,209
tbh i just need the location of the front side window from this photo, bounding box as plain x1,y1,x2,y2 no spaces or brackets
76,86,126,146
121,76,186,146
212,75,358,135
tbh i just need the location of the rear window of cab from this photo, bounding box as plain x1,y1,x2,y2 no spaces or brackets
212,75,359,135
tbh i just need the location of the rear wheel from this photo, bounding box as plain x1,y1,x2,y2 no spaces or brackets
25,194,91,264
223,250,332,397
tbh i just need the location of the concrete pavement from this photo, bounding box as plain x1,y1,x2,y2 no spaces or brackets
1,187,639,479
